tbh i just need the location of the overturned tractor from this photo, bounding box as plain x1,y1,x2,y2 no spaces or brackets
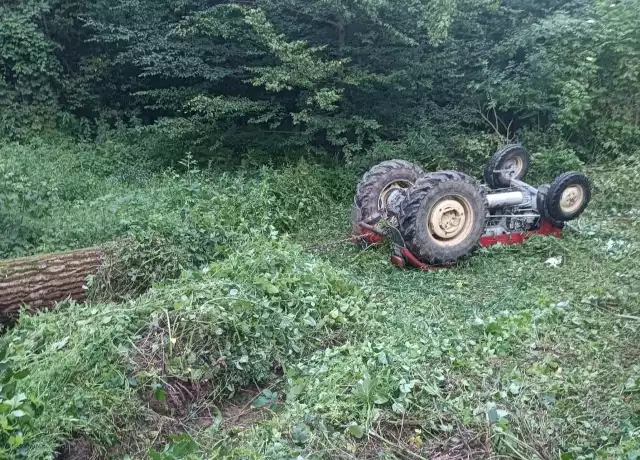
352,144,592,269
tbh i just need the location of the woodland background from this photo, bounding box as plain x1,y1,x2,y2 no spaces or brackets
3,0,639,168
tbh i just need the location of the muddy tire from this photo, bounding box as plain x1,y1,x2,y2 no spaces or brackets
536,185,565,229
483,144,530,188
400,178,486,265
355,160,424,222
545,172,591,222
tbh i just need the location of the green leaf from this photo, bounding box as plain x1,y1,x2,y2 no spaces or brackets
235,355,250,370
8,434,23,447
254,276,279,294
169,434,198,456
291,423,311,444
209,406,223,431
0,402,12,414
286,384,304,402
153,385,167,403
252,389,278,408
12,370,29,380
10,393,27,406
392,402,405,414
347,424,366,439
373,395,389,405
10,409,25,418
0,415,10,430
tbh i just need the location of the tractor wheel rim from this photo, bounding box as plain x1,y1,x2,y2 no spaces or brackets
428,196,474,246
379,180,413,211
560,185,584,214
501,156,523,181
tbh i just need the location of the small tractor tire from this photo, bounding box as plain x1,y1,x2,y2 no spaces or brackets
400,177,486,265
484,144,530,188
355,160,424,222
545,172,591,222
536,185,566,229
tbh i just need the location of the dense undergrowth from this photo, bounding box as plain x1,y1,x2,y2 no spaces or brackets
0,136,638,459
0,137,353,298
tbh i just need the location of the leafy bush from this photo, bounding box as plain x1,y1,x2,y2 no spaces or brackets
0,359,42,458
529,146,584,183
0,138,344,299
0,3,60,139
588,161,640,213
83,159,344,299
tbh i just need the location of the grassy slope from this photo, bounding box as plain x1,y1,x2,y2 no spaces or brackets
0,139,638,459
279,165,640,460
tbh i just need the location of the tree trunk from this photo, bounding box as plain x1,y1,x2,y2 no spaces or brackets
0,248,103,318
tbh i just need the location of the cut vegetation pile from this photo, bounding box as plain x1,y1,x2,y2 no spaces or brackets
0,139,638,459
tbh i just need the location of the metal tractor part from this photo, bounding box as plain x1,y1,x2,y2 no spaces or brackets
353,144,592,269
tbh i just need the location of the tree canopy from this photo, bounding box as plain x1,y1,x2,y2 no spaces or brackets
2,0,640,164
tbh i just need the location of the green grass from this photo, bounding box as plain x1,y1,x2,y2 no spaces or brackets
0,138,638,459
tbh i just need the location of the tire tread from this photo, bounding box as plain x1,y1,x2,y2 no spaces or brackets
400,177,486,264
546,171,592,221
355,160,424,221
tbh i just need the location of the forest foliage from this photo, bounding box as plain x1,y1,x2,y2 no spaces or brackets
2,0,640,166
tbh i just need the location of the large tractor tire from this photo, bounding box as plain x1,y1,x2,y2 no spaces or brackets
355,160,424,223
400,177,486,265
545,172,591,222
484,144,530,188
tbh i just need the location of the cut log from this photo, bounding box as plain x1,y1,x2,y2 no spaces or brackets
0,248,103,318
